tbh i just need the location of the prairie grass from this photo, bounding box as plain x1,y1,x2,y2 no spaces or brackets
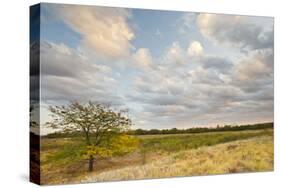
139,129,273,153
40,129,273,184
84,135,273,182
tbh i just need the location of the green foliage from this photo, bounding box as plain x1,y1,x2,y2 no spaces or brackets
83,146,113,159
47,101,134,172
139,129,273,153
85,135,273,182
81,135,140,160
40,128,273,184
110,135,140,155
41,138,86,166
45,122,273,139
129,122,273,135
47,101,132,146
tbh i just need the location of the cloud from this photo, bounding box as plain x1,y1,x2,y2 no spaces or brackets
57,5,135,58
188,67,225,85
178,13,198,34
40,41,111,78
30,42,40,102
164,42,185,64
40,41,122,105
201,56,233,74
144,104,187,117
231,48,273,93
234,49,273,81
132,69,186,97
197,13,273,51
132,48,153,71
187,41,204,56
41,39,273,128
127,43,273,128
41,38,273,129
40,6,273,129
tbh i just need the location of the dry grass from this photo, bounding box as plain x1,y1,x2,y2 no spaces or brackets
83,136,273,183
40,129,273,184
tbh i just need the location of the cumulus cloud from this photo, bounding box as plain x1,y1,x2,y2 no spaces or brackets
132,48,153,71
40,39,273,129
187,41,204,56
188,67,225,85
197,13,273,51
234,49,273,81
40,41,122,105
231,48,273,93
127,43,273,128
40,41,111,78
40,6,273,129
201,56,233,74
164,42,185,64
57,5,135,58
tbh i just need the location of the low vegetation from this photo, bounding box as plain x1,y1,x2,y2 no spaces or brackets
130,122,273,135
138,129,272,153
84,135,273,182
40,128,273,185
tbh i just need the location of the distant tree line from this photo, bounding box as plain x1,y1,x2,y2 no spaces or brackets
128,122,273,135
44,122,273,138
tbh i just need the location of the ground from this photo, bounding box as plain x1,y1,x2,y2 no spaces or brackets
83,136,273,183
40,129,273,185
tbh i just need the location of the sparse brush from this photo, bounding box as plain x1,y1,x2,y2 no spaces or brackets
84,136,273,182
40,129,273,185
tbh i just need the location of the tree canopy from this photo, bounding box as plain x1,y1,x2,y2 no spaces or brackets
48,101,131,146
47,101,137,172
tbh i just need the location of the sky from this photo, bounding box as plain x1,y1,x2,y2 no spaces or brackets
35,3,274,133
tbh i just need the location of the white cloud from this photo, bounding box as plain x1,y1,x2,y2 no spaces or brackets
132,48,153,71
178,13,198,34
40,41,111,78
231,49,273,93
197,13,273,51
188,67,224,85
40,6,274,129
127,40,273,128
40,41,122,105
187,41,204,56
41,39,273,128
234,49,273,81
164,42,185,64
57,5,135,58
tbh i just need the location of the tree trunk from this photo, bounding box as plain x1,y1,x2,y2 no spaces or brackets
88,155,94,172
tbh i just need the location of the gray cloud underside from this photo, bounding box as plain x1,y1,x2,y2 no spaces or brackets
197,14,273,51
40,41,124,106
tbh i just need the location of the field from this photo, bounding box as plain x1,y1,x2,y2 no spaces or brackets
40,128,273,185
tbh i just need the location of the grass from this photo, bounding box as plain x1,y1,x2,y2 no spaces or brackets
139,129,273,153
83,135,273,182
40,128,273,185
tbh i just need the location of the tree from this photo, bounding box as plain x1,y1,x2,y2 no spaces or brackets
48,101,133,172
82,134,139,164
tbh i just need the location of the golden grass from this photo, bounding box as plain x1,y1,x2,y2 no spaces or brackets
83,136,273,183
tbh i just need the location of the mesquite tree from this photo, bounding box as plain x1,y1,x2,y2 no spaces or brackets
48,101,132,172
